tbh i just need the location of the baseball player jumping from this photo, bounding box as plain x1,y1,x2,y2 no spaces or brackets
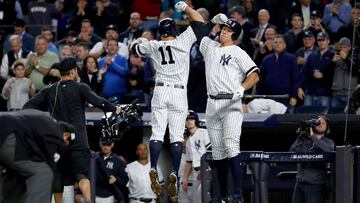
199,17,260,202
130,1,204,199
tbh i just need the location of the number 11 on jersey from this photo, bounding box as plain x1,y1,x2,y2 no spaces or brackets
159,46,175,65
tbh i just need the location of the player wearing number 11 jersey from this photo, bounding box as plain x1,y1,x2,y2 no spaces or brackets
130,1,204,199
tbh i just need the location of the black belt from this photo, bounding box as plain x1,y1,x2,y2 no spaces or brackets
155,82,184,89
180,182,193,186
209,93,233,100
130,197,155,202
9,108,21,111
194,167,200,171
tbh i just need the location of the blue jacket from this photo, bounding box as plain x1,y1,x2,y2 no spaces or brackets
302,49,335,96
257,51,300,98
98,54,129,97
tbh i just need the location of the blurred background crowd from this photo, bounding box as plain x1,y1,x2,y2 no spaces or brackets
1,0,360,114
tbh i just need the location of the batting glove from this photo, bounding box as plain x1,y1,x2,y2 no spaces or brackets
211,13,228,24
175,1,188,12
130,37,148,50
232,86,245,100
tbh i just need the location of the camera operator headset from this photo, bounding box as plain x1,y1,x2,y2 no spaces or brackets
290,116,335,203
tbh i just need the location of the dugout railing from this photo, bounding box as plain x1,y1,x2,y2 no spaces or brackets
200,146,358,203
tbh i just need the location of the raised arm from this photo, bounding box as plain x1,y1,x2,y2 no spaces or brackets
175,1,204,23
176,1,228,43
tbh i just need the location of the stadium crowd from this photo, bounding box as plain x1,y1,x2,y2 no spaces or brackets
0,0,360,114
0,0,357,203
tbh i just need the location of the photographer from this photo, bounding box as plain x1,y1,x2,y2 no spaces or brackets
23,58,121,203
290,116,335,203
331,37,359,111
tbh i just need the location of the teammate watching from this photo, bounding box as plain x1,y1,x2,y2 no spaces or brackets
127,143,164,203
130,1,204,199
95,137,128,203
182,110,211,202
199,17,260,202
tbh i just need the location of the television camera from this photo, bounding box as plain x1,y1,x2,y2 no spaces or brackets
101,99,143,142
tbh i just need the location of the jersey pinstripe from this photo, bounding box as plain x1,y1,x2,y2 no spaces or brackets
200,37,258,160
135,25,197,143
136,26,196,84
183,128,209,203
178,153,193,203
199,37,258,95
185,128,211,168
205,99,243,159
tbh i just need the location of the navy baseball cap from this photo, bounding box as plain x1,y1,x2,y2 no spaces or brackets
224,19,242,34
99,136,113,145
58,58,78,74
317,32,329,40
310,10,321,18
106,24,118,32
187,110,199,120
303,30,314,38
66,30,78,38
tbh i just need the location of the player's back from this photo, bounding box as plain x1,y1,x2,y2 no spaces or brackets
139,26,196,84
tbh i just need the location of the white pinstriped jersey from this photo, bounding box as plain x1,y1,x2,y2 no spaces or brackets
126,161,164,199
185,128,211,168
136,26,197,84
199,37,258,95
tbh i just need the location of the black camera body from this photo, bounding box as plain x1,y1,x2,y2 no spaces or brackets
302,118,321,127
296,118,321,138
101,100,143,142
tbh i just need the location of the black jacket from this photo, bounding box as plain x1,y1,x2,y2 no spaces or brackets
23,80,116,150
79,70,103,96
290,135,335,184
0,109,66,170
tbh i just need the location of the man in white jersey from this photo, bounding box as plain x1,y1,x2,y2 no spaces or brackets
182,110,211,202
130,1,204,199
126,143,163,203
178,131,192,203
199,18,260,202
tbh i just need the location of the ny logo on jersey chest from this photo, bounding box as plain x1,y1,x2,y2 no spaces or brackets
195,140,201,150
106,161,114,169
220,54,232,66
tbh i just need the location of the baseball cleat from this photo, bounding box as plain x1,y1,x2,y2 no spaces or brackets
167,172,178,199
149,168,163,196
